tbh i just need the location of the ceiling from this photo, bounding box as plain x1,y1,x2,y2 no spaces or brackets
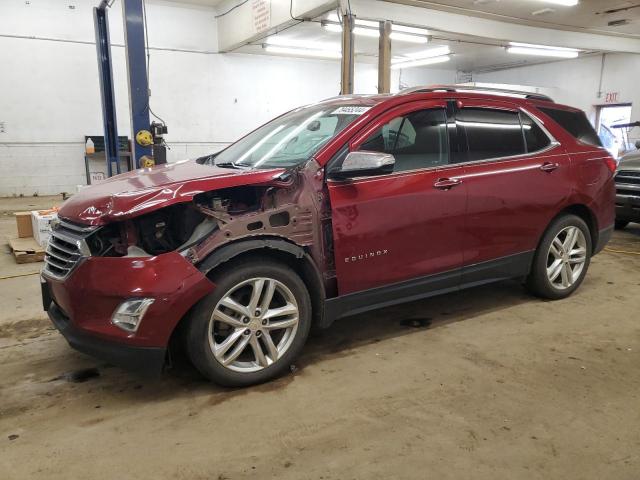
171,0,640,38
170,0,637,71
235,12,599,72
393,0,640,37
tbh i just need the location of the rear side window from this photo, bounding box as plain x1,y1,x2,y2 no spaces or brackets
520,112,552,153
538,107,602,147
458,108,525,161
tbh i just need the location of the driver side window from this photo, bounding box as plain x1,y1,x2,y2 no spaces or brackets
359,108,449,172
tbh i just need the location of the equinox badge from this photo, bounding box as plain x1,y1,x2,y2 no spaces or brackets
345,249,389,263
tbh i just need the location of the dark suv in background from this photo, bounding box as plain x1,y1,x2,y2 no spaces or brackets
614,150,640,229
41,86,616,387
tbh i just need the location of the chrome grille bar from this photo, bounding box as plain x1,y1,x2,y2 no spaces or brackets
43,219,98,280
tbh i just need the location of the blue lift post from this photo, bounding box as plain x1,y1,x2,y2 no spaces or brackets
121,0,151,168
93,2,120,176
94,0,152,174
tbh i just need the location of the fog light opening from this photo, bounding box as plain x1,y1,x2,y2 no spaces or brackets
111,298,155,333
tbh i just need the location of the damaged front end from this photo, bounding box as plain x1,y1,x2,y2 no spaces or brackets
42,159,335,372
61,160,335,294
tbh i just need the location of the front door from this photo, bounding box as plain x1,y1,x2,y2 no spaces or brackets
327,100,467,295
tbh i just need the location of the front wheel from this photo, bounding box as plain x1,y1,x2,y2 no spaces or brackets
186,258,311,387
526,214,592,300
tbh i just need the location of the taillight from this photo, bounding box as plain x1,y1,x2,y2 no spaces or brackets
604,157,617,174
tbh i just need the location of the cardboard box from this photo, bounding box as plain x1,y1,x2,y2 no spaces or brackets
14,211,33,238
31,210,58,248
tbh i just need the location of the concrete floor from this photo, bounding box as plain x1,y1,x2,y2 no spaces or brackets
1,196,639,479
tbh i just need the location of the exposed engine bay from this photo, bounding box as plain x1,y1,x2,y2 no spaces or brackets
83,163,330,278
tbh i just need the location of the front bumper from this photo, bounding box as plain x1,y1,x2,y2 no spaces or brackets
615,193,640,221
47,300,166,375
42,251,215,373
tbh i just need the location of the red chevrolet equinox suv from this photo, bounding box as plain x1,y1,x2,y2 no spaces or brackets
41,86,616,386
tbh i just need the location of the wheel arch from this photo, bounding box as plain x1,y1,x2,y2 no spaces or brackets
167,237,326,360
193,236,324,322
535,204,598,256
557,204,598,250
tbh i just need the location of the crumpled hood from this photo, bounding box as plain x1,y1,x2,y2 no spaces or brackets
59,159,286,225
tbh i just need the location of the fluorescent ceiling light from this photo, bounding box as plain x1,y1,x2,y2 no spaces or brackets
509,41,579,52
507,46,579,58
322,16,429,43
392,45,450,63
390,32,429,44
536,0,578,6
391,55,451,69
353,26,380,38
263,45,341,59
354,18,378,28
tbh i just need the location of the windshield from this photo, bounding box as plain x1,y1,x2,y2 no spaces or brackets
211,104,370,169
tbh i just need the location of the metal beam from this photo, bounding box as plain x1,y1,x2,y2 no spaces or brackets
93,6,119,177
121,0,151,168
378,20,392,94
340,13,355,95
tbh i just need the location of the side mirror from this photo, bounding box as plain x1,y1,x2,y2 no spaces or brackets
635,140,640,150
330,151,395,179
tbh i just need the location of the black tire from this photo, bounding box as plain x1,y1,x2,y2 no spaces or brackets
186,258,311,387
615,220,629,230
526,214,592,300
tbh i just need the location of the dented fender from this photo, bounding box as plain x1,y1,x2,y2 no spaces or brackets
58,159,287,225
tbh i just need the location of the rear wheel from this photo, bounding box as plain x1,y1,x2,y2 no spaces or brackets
186,259,311,387
526,214,592,300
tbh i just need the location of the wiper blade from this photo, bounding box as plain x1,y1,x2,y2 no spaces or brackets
215,161,246,169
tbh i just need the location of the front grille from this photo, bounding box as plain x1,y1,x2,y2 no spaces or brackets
44,219,98,279
617,188,640,197
615,170,640,186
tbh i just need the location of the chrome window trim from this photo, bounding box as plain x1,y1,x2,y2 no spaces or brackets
328,107,562,186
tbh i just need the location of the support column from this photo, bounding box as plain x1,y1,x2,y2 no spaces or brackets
378,20,392,94
340,13,355,95
122,0,152,168
93,6,119,177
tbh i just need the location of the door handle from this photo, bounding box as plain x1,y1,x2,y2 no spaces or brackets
540,162,559,173
433,178,462,190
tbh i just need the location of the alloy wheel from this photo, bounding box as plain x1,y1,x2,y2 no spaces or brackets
546,226,587,290
208,277,299,373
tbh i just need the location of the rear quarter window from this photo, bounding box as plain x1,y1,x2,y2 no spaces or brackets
538,107,602,147
458,108,525,161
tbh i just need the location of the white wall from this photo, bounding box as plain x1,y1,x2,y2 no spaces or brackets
0,0,456,196
0,0,221,195
474,53,640,139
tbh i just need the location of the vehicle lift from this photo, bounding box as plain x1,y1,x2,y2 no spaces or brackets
94,0,167,176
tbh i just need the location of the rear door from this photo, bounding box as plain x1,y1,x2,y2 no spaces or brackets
455,99,572,279
326,100,467,295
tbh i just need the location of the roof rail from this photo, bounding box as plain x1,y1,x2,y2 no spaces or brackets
399,85,554,103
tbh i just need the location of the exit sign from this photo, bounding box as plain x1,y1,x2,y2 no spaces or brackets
605,92,620,104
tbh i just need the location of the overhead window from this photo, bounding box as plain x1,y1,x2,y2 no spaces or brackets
458,108,525,161
359,108,449,172
520,112,552,153
538,107,602,147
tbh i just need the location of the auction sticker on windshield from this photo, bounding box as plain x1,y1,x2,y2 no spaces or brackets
331,106,371,115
